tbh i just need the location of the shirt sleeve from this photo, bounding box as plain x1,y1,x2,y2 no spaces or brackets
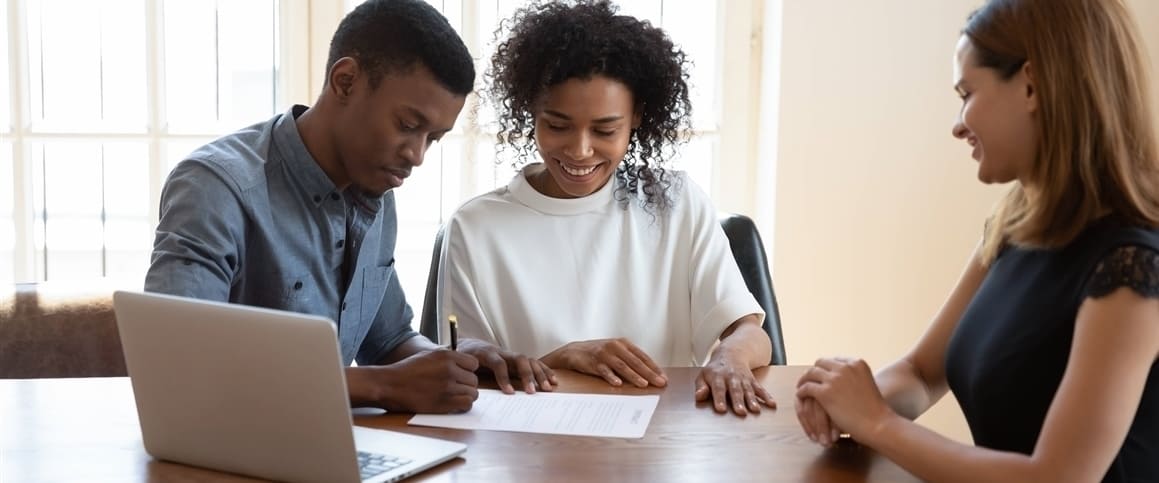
355,193,418,365
437,214,501,346
1085,244,1159,299
355,263,418,365
682,177,765,364
144,159,245,301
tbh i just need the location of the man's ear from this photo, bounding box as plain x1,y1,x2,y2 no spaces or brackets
1020,61,1037,113
328,57,360,102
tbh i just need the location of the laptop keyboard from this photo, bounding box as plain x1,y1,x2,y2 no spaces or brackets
358,450,412,480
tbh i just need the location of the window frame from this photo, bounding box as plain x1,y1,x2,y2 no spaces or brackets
0,0,312,282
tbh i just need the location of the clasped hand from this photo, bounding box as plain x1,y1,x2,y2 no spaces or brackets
795,357,895,445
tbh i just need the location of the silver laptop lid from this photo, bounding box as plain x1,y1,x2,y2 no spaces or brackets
113,290,362,483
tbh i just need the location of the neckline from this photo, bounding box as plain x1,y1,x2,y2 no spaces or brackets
508,163,617,215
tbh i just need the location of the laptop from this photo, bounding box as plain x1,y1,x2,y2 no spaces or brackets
113,290,467,483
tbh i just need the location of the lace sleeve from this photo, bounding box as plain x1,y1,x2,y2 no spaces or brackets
1086,245,1159,299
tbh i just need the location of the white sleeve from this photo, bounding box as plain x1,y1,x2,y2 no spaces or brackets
436,215,501,346
682,177,766,364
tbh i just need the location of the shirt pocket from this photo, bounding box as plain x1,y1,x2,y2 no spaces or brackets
359,263,394,322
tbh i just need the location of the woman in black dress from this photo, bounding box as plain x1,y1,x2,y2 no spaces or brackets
796,1,1159,482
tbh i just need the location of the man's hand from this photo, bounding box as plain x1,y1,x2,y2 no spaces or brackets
695,351,776,416
348,348,480,413
458,338,557,394
541,338,667,388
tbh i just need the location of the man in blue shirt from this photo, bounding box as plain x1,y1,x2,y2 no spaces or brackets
145,0,480,413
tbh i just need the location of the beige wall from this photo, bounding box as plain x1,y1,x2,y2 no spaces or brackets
772,0,1159,442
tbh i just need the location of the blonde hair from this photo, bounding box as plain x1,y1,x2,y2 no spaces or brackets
966,0,1159,264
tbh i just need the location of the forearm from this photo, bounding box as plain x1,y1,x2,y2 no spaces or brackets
866,414,1042,483
875,359,944,420
345,366,387,407
376,335,440,365
711,315,770,369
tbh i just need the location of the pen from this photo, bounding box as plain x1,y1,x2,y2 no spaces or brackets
448,314,458,351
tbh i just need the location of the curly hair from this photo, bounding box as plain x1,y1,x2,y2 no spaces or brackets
485,0,692,212
328,0,474,95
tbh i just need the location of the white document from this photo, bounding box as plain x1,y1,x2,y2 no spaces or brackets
408,389,660,439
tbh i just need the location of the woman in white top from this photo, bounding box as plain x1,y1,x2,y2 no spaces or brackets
438,0,775,416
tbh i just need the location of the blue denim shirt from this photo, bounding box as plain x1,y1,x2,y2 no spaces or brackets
145,105,418,365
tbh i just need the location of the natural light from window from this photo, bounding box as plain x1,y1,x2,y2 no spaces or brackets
2,0,741,331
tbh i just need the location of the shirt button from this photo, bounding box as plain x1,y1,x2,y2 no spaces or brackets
293,281,303,290
341,302,347,311
313,195,322,203
336,239,345,249
330,192,340,201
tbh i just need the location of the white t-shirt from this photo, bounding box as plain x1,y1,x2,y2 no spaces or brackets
437,164,764,366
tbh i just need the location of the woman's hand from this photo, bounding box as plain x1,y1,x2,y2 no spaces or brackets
695,352,776,416
796,396,842,446
541,338,667,388
796,357,896,441
458,338,556,394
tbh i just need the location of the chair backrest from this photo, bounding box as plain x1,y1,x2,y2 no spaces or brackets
0,282,128,378
718,213,786,365
419,214,787,365
419,226,446,343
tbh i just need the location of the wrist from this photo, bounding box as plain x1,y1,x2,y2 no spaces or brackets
707,345,746,367
862,407,904,447
345,365,389,407
540,343,571,369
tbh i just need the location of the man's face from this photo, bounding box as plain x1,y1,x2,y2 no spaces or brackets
332,62,466,197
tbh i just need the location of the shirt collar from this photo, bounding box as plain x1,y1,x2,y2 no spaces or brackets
508,163,616,215
273,105,342,207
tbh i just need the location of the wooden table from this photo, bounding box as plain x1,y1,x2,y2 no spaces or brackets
1,366,921,482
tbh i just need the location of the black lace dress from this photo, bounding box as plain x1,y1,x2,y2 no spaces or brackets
945,218,1159,483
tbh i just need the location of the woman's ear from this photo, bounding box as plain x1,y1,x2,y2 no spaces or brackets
1021,61,1037,113
632,105,643,129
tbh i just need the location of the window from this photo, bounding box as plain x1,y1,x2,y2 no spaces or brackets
1,0,288,284
345,0,736,324
4,0,764,333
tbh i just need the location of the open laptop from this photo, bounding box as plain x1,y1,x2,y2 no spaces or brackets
113,290,466,483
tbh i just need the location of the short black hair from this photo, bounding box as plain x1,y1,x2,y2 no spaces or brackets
487,0,693,212
327,0,475,95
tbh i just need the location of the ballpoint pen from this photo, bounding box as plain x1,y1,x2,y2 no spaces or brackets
448,314,458,351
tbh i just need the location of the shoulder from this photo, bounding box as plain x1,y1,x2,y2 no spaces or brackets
621,168,701,210
442,185,520,242
449,185,513,222
1085,223,1159,299
658,170,715,220
177,119,277,191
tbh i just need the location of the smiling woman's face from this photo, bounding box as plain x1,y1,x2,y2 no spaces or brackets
950,35,1038,186
530,75,640,198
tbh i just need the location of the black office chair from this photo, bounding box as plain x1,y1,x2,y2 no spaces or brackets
419,214,787,365
718,213,786,365
419,226,446,343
